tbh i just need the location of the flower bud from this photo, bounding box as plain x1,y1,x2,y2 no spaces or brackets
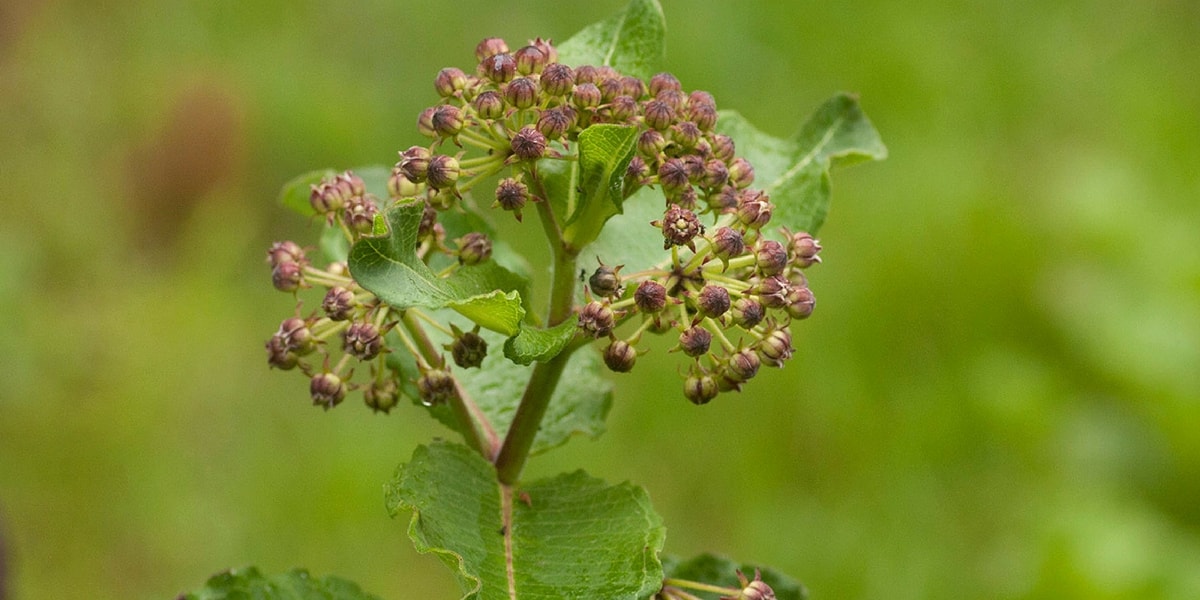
755,240,789,276
571,82,602,110
388,168,422,198
343,322,384,360
494,177,530,218
648,72,682,97
758,327,793,367
418,203,438,239
730,297,765,329
513,45,546,75
446,325,488,369
657,204,704,251
504,76,539,109
510,126,547,160
397,146,432,183
727,347,761,382
540,63,575,97
728,569,777,600
599,77,624,104
480,52,517,83
656,158,690,196
671,121,701,150
431,105,464,138
588,262,623,298
455,232,492,266
711,227,745,264
326,261,350,277
271,261,304,292
626,155,650,182
578,301,616,338
472,90,505,120
728,157,755,189
603,340,637,373
786,286,815,320
702,159,729,190
682,154,707,185
678,325,712,357
609,95,638,122
265,335,298,370
536,106,573,140
573,65,601,85
322,287,357,321
475,37,508,62
634,280,667,313
642,99,675,131
309,176,352,214
364,378,400,414
697,285,731,318
620,76,646,100
637,129,667,158
416,369,456,406
655,89,686,112
425,154,460,190
735,189,772,230
683,369,719,405
434,67,467,97
708,185,740,214
310,372,346,410
530,37,557,64
417,106,437,138
266,241,306,268
710,133,736,162
688,103,718,131
344,195,380,234
756,275,792,309
787,231,822,268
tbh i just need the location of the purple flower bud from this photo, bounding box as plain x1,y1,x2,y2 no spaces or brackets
397,145,432,183
634,280,667,313
655,89,686,113
536,106,574,140
455,232,492,265
266,241,306,268
755,240,789,276
756,275,792,309
513,45,546,75
683,369,719,405
671,121,701,150
735,189,773,230
657,204,704,251
364,378,400,414
710,133,736,162
475,37,509,62
711,227,745,264
758,327,793,367
271,261,304,292
431,105,464,138
678,325,712,357
707,185,740,213
687,102,718,132
787,231,823,268
731,297,765,329
417,369,456,406
727,347,761,382
588,263,623,298
733,569,777,600
322,287,357,321
434,67,467,97
687,89,716,111
620,76,646,100
480,52,517,83
388,168,421,198
728,157,755,189
446,325,488,369
656,158,690,196
343,321,384,360
648,72,682,97
472,90,504,120
697,285,731,318
626,155,650,182
425,154,460,190
494,177,530,219
597,77,623,104
309,174,357,214
682,154,707,185
416,106,438,138
504,76,539,109
578,301,616,338
702,159,729,190
265,335,298,370
418,203,438,239
642,99,675,131
573,65,601,85
610,95,638,122
603,340,637,373
540,63,575,97
571,82,602,109
310,372,346,410
510,126,547,160
529,37,557,64
637,129,667,158
786,286,815,320
343,195,380,234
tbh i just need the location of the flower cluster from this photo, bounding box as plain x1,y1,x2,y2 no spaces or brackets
265,35,824,410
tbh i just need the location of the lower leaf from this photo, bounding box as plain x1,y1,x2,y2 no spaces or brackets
179,567,382,600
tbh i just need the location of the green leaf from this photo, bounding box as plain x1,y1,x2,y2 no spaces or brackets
556,0,666,80
180,567,382,600
348,202,528,336
562,125,640,250
716,93,886,235
503,315,580,365
386,441,665,600
662,553,807,600
277,165,391,217
319,224,350,263
581,185,666,276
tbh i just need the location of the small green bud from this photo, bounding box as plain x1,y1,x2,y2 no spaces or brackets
364,377,400,414
454,232,493,266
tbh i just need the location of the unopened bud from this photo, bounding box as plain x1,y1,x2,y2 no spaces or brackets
343,322,384,360
578,301,616,338
678,325,712,357
683,370,719,405
643,99,675,131
697,285,731,318
364,378,400,414
266,241,306,268
637,129,667,158
702,159,730,190
510,126,547,160
711,227,745,264
571,83,602,110
446,325,488,369
480,52,517,83
455,232,493,266
475,37,509,62
728,157,755,189
271,261,304,292
494,177,530,218
529,37,557,64
755,240,788,276
344,195,380,234
656,158,690,196
434,67,467,97
322,287,357,321
426,155,460,190
727,347,761,382
787,231,822,268
431,105,464,138
513,45,546,75
735,189,772,230
504,76,539,109
603,340,637,373
540,63,575,97
416,369,456,406
671,121,701,150
710,134,736,162
634,280,667,313
730,297,765,329
397,146,432,183
310,372,346,410
758,327,793,367
472,90,505,120
648,72,681,97
536,106,574,140
786,286,815,320
265,335,298,370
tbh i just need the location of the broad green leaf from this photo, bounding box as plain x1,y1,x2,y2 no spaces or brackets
716,93,887,235
562,125,640,250
278,165,391,217
348,202,528,336
662,553,807,600
319,224,350,263
503,315,580,365
556,0,665,80
419,322,610,455
180,567,381,600
581,185,667,276
386,441,665,600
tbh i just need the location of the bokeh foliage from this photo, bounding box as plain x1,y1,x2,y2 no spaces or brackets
1,1,1197,599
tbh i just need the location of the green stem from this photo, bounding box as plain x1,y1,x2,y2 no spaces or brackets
661,578,740,597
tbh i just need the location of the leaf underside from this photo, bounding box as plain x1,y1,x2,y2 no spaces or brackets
180,567,382,600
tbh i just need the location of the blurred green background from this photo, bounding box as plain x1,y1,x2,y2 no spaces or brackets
2,0,1198,598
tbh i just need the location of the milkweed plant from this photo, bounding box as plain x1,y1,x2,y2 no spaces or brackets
183,1,884,598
